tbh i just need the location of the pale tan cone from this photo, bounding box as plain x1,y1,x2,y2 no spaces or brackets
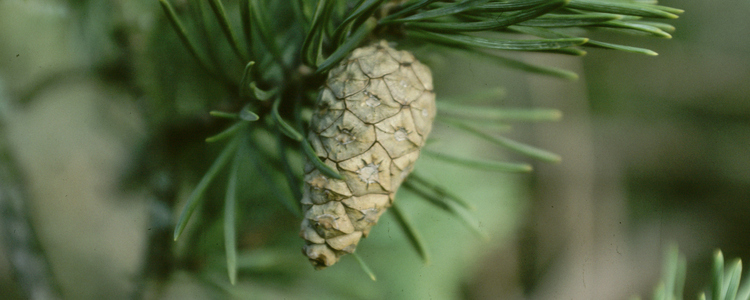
300,40,436,269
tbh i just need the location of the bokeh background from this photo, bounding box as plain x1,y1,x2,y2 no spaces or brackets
1,0,748,299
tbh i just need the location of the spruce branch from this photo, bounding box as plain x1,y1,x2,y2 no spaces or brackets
152,0,683,282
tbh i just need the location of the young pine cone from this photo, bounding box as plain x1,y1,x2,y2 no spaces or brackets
300,40,436,269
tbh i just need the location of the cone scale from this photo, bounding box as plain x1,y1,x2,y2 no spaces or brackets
300,41,436,269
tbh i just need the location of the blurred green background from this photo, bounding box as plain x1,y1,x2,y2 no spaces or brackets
1,0,748,299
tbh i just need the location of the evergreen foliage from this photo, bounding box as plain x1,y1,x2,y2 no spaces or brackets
152,0,682,283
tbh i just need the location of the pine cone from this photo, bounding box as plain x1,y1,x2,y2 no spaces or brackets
300,40,436,269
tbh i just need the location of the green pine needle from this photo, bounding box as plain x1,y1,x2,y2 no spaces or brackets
404,0,568,32
390,202,430,265
158,0,218,76
519,13,621,27
277,136,303,202
439,118,562,163
511,25,659,56
379,0,439,23
658,244,686,300
207,0,249,62
725,259,742,300
272,97,304,142
300,138,344,180
652,246,750,300
585,40,659,56
351,252,377,282
403,181,489,241
239,0,253,55
246,135,303,217
439,86,507,102
567,0,682,19
174,136,240,241
411,30,587,52
631,20,676,33
302,0,334,66
248,0,284,67
408,171,475,210
422,149,533,173
437,102,562,122
249,82,278,101
392,0,492,23
209,111,239,119
239,105,260,121
602,20,672,38
715,251,727,300
738,273,750,300
223,150,240,285
332,0,387,45
464,47,579,79
653,283,666,300
239,61,255,99
206,122,248,143
315,17,376,74
468,0,553,12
